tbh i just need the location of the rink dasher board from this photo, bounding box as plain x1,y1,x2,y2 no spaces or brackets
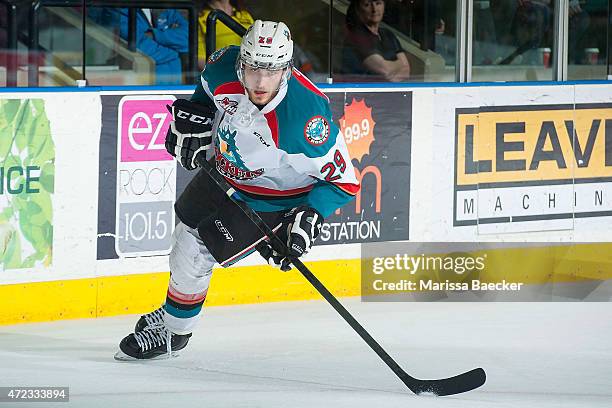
1,82,612,324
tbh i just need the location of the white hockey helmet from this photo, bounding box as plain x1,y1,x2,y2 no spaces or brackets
237,20,293,91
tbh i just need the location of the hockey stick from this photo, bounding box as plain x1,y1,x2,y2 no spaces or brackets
195,154,486,396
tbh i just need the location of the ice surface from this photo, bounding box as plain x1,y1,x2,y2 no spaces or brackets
1,299,611,407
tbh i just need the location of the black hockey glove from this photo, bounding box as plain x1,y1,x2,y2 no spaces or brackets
256,242,293,272
165,99,215,170
257,206,324,272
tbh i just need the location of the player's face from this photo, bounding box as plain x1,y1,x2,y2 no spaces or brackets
243,66,284,105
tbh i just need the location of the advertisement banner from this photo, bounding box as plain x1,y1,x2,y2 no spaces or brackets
414,84,612,240
0,99,55,271
98,92,190,260
98,90,413,259
454,103,612,233
115,95,177,257
324,91,412,244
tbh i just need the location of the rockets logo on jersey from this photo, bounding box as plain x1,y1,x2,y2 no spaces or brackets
215,150,264,180
217,126,246,168
217,97,238,115
304,116,330,146
215,126,264,180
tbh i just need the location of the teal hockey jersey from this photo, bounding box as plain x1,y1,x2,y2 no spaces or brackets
191,46,360,217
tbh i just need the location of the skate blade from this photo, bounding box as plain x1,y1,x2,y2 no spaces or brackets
114,350,180,361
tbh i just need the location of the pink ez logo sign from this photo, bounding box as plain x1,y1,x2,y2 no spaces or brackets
118,96,175,162
116,95,177,258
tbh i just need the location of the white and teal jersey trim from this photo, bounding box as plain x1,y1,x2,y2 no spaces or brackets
191,46,360,217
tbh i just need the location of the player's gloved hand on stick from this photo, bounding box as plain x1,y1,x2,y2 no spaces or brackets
257,206,324,271
285,206,323,257
256,242,293,272
165,99,215,170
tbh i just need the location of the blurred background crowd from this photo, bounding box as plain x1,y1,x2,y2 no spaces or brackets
0,0,609,86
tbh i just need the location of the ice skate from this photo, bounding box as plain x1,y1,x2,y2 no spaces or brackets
134,306,165,333
114,323,191,361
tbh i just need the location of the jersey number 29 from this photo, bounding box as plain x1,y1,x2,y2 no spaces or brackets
320,150,347,182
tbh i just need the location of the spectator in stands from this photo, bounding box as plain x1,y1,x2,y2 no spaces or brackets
341,0,411,82
89,8,188,85
196,0,254,70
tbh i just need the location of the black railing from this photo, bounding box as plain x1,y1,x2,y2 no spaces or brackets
204,9,246,61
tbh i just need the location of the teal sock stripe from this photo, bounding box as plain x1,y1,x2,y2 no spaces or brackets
163,303,202,319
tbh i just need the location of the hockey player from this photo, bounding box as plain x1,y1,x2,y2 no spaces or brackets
115,20,360,360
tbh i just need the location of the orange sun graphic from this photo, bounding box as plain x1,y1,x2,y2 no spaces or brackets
339,98,375,163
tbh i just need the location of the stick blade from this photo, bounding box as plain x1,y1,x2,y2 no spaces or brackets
405,367,486,397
